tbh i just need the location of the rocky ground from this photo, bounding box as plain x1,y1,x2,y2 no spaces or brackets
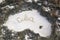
0,0,60,40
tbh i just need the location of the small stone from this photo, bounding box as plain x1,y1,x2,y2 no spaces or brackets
58,17,60,20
